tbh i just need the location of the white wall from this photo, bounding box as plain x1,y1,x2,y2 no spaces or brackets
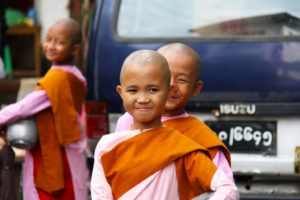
34,0,69,40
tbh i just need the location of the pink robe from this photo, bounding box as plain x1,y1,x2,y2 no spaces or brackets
90,128,239,200
0,65,89,200
116,112,234,182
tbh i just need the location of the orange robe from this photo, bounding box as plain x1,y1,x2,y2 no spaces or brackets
32,69,86,196
163,115,231,165
101,126,217,200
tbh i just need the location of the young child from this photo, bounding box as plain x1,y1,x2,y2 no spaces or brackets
0,18,89,200
116,43,234,181
90,49,239,199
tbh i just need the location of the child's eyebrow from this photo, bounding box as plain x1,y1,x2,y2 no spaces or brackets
125,85,138,89
177,71,190,76
147,84,159,87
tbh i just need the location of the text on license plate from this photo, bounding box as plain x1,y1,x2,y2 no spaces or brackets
204,120,277,155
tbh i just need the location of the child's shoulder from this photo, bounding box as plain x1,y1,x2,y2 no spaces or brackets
165,114,210,129
95,130,141,157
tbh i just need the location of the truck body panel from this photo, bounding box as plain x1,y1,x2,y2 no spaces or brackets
86,0,300,197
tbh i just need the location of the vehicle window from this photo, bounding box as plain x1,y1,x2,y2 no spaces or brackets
117,0,300,38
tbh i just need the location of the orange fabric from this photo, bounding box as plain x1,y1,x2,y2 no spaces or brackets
101,127,216,199
34,69,86,193
37,69,86,144
163,116,231,165
175,151,217,200
35,108,65,192
32,147,74,200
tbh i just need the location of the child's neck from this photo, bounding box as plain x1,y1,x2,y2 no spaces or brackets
53,62,74,66
163,109,186,117
130,121,163,132
52,57,74,66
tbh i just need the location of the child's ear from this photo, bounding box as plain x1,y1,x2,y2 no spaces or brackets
72,44,81,56
192,80,203,96
116,85,123,99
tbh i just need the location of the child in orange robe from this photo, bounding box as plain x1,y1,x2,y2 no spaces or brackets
91,50,239,199
116,43,234,182
0,18,89,200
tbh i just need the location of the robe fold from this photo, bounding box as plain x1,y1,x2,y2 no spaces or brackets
163,116,231,165
34,69,86,194
101,126,217,200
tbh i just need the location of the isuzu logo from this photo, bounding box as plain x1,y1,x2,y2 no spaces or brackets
220,103,256,115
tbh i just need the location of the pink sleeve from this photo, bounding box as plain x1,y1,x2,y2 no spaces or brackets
0,90,50,125
212,150,234,182
209,168,240,200
115,112,134,132
90,139,114,199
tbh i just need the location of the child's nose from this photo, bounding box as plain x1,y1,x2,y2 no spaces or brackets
137,96,150,103
169,85,176,93
47,41,55,49
170,79,178,88
170,81,179,91
170,78,175,85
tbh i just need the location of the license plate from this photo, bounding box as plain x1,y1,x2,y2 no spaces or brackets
204,120,277,155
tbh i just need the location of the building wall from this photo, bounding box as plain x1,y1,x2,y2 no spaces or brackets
34,0,69,40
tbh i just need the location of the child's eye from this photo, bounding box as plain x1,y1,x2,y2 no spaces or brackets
55,40,65,45
177,79,189,84
127,88,137,94
45,37,51,42
149,87,159,93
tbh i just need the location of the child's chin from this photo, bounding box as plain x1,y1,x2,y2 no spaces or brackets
165,103,178,111
46,57,56,62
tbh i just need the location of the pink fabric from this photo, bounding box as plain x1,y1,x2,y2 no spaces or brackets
115,112,133,132
91,129,239,200
209,168,240,200
0,90,50,124
0,65,89,200
212,151,234,183
115,112,234,181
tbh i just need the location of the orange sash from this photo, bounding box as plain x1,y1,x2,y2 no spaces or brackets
34,69,86,193
164,116,231,165
101,127,217,199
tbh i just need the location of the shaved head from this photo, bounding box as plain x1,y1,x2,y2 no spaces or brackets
120,50,171,86
52,18,82,44
157,43,201,79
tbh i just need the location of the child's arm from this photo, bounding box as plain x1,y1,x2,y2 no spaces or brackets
212,150,234,182
184,151,239,200
0,90,50,126
209,168,239,200
90,141,114,200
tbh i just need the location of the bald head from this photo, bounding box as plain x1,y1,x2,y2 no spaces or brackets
120,50,171,86
158,43,201,78
52,18,82,44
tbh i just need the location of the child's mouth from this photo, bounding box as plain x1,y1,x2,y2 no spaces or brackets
137,107,151,112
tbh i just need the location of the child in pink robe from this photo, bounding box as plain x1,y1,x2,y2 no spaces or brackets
91,49,239,199
0,18,89,200
116,43,235,184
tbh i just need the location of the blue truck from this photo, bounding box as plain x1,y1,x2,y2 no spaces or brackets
86,0,300,199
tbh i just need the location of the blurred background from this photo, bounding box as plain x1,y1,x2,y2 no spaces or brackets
1,0,300,199
0,1,95,199
0,0,94,79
